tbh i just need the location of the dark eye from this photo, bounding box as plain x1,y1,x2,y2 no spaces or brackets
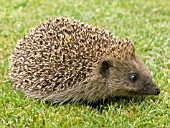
129,73,138,82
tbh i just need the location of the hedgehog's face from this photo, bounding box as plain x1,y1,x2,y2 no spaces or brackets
99,54,160,96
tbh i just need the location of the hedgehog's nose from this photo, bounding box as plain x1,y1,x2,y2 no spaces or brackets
155,88,160,95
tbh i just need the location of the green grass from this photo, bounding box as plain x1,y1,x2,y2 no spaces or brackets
0,0,170,127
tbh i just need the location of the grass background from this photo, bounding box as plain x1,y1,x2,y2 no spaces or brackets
0,0,169,127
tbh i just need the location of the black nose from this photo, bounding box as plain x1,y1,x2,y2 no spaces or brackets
155,88,160,95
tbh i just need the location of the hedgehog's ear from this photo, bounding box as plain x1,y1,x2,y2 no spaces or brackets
99,60,112,77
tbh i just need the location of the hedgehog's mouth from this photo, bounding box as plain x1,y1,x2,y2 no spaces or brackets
131,87,160,95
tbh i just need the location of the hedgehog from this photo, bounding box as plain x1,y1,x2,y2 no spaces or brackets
9,18,160,104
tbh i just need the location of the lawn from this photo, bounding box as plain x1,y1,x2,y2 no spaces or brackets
0,0,169,127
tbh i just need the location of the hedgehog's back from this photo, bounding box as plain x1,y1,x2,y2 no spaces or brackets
9,18,116,98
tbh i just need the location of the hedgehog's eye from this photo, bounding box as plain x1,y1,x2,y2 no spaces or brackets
129,73,138,82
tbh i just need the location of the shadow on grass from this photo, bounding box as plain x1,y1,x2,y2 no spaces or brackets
39,96,158,113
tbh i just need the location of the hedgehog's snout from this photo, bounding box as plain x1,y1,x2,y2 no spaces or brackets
148,81,160,95
151,81,160,95
154,87,160,95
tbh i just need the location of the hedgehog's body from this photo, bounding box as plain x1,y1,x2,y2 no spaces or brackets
9,18,160,104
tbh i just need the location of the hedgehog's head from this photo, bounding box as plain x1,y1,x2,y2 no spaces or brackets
99,39,160,96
